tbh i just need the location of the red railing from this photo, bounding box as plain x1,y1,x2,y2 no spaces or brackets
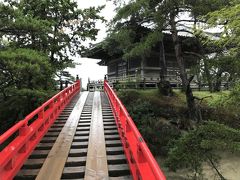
104,80,166,180
0,80,81,180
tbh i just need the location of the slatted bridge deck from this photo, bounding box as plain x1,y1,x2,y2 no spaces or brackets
0,80,166,180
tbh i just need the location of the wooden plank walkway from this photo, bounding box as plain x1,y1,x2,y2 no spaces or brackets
36,92,88,180
84,91,108,179
15,91,131,180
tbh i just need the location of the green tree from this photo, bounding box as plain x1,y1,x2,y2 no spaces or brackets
0,0,104,132
202,1,240,91
0,48,54,133
0,0,104,71
108,0,230,124
206,1,240,54
165,121,240,179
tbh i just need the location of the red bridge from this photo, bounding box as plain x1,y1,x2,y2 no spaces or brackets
0,80,166,180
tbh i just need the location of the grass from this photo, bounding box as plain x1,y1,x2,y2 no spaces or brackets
118,88,231,108
118,88,236,116
137,89,161,98
117,89,163,101
118,88,186,108
173,89,230,106
193,91,230,104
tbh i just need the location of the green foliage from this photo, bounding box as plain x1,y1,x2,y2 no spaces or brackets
0,48,55,133
206,93,229,109
107,0,239,127
106,0,167,60
228,83,240,105
200,2,240,89
105,26,163,60
0,0,103,133
0,48,53,90
0,3,51,34
0,88,53,119
186,0,231,17
111,28,136,56
191,26,240,91
199,82,240,111
206,55,240,90
210,83,240,109
139,117,181,155
165,121,240,176
131,99,155,122
118,90,181,155
124,31,163,59
0,0,104,70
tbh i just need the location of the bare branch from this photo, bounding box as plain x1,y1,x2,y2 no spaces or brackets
176,19,206,24
194,95,213,104
188,75,195,84
177,29,194,35
163,28,194,35
184,51,203,58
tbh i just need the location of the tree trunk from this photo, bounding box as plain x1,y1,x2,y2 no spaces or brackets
140,55,145,79
170,15,188,90
193,17,212,93
2,90,7,101
158,39,173,96
170,12,199,123
203,59,213,92
207,156,226,180
213,70,223,92
159,40,167,81
226,74,233,90
196,72,202,91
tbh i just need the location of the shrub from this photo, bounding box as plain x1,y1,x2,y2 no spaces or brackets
118,90,181,156
208,83,240,109
139,117,181,155
165,121,240,179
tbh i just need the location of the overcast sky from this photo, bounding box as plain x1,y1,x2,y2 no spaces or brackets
67,0,116,88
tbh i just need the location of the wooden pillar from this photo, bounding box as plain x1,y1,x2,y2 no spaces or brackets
140,56,145,79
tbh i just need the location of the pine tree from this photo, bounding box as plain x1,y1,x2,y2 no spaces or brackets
0,0,103,132
106,0,231,125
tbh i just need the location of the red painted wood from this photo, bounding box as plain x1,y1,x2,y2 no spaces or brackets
104,80,166,180
0,80,80,180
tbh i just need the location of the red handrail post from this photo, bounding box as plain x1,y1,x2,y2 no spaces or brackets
137,144,146,163
38,108,44,120
19,124,29,137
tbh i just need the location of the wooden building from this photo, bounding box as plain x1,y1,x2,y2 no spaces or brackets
85,32,201,88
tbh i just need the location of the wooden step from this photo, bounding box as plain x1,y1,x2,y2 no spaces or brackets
108,164,130,177
62,166,85,179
